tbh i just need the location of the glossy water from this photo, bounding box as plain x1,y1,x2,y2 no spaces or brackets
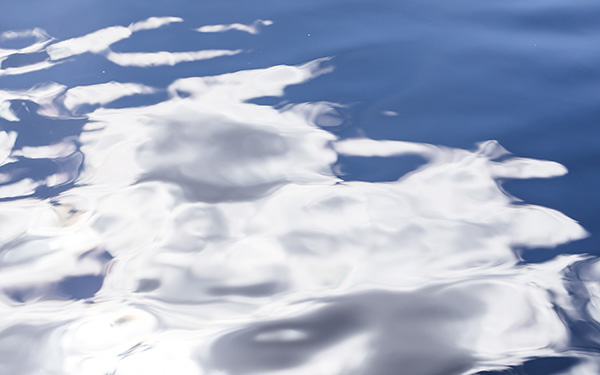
1,1,599,374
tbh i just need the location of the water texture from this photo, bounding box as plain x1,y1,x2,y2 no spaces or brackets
0,2,599,375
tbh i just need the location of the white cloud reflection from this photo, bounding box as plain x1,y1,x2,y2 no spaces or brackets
0,27,57,77
0,18,598,375
105,49,243,67
45,16,182,61
46,26,132,61
196,19,273,34
0,16,239,77
0,82,66,119
128,16,183,32
63,82,157,112
0,27,53,59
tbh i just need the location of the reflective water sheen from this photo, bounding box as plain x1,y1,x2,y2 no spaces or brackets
1,2,600,375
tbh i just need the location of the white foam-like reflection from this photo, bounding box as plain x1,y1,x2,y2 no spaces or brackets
0,17,599,375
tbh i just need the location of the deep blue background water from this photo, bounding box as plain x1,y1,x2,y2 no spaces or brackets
3,0,597,262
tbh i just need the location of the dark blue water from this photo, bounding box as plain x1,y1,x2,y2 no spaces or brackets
1,1,599,374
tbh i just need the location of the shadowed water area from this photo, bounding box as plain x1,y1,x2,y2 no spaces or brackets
0,1,600,374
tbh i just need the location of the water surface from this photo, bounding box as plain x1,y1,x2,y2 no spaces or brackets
1,1,600,374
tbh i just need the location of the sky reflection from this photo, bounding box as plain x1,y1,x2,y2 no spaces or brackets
0,15,599,375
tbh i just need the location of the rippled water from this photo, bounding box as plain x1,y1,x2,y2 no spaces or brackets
1,2,600,374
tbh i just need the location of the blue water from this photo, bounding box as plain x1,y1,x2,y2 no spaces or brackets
1,1,599,374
